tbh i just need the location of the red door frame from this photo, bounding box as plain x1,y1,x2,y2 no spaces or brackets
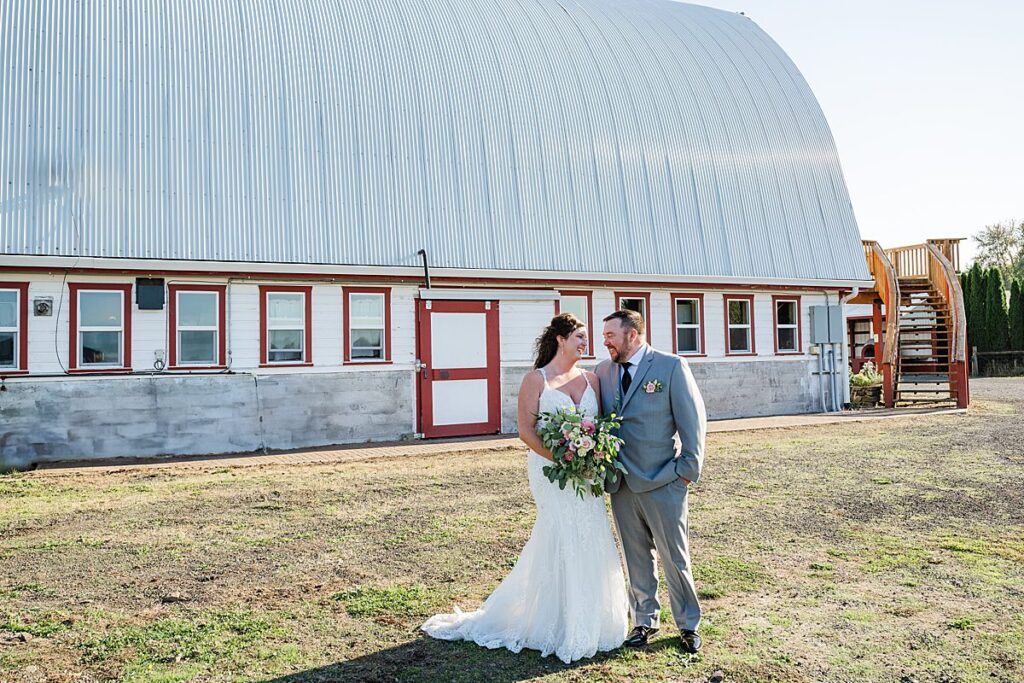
416,299,501,438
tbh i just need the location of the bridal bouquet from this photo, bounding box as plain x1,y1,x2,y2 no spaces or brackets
537,407,627,499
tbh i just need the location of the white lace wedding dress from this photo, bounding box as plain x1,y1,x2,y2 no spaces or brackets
422,370,628,663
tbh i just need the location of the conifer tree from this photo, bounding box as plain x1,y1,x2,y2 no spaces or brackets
985,267,1010,352
966,263,986,352
1009,278,1024,351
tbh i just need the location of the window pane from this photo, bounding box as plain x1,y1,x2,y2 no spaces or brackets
268,349,303,362
0,332,14,367
179,330,217,364
269,329,302,352
728,300,749,325
560,296,588,324
268,293,304,326
179,292,217,327
351,328,382,349
81,331,121,364
0,291,16,328
676,299,698,325
351,328,383,360
80,291,122,327
677,327,699,354
729,328,750,353
559,295,590,354
349,294,384,327
778,328,797,352
776,300,796,326
620,298,645,317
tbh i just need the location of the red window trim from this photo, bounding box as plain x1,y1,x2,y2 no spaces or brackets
259,285,313,368
343,286,392,365
555,290,595,358
612,291,653,344
68,283,134,372
771,295,803,356
724,294,757,356
0,282,30,375
670,292,706,358
168,284,228,370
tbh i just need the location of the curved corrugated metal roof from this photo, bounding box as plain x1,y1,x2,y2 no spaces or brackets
0,0,869,282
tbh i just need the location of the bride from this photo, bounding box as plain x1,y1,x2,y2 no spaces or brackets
422,313,629,663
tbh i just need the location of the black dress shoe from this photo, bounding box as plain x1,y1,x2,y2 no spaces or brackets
679,629,702,653
624,625,659,648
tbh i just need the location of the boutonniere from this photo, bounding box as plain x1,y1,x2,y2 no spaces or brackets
642,380,664,394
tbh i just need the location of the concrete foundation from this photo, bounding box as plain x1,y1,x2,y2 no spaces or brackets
0,371,415,468
1,359,824,468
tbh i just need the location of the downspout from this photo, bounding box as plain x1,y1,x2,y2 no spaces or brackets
839,286,861,408
417,249,432,290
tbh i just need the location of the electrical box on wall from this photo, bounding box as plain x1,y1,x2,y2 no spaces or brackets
809,305,843,343
136,278,165,310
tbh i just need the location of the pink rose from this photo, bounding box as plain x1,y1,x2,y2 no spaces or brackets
581,419,596,434
564,452,574,462
644,382,656,394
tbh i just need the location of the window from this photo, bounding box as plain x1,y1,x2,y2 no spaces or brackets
169,284,227,368
344,287,391,363
259,285,312,366
556,291,593,356
69,283,133,371
724,295,755,355
671,293,704,356
613,291,652,343
773,296,801,354
0,283,29,374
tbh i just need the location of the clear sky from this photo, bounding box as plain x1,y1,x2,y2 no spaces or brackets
687,0,1024,265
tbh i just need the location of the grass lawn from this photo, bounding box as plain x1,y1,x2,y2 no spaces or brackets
2,378,1023,682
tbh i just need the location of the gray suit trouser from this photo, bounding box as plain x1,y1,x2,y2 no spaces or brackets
610,478,701,631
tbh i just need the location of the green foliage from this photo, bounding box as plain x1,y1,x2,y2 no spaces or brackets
985,268,1011,352
966,262,986,352
850,361,883,387
1010,279,1024,351
332,585,437,618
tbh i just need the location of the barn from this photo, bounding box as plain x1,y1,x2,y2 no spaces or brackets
1,0,875,465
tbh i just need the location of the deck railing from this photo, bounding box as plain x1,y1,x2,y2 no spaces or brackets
862,240,901,406
885,239,962,278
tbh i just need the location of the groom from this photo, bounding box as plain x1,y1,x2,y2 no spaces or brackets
597,310,707,653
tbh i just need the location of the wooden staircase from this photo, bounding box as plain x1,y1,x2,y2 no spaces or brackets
857,238,969,409
894,277,956,406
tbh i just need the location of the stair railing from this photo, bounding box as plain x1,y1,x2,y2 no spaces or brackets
925,240,969,407
864,240,901,407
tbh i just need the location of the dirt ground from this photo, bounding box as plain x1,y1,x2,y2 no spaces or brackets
1,377,1022,682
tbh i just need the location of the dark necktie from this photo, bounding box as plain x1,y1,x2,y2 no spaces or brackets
620,361,633,395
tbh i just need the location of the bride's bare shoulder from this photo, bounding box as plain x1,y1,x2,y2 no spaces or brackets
519,368,544,392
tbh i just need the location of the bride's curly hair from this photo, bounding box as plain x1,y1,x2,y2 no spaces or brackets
534,313,585,369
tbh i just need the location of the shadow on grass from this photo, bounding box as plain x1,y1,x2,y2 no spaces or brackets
265,634,670,682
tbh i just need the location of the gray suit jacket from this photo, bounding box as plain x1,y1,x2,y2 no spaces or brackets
596,347,707,493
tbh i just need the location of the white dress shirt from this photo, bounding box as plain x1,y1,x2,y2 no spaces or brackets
619,343,648,388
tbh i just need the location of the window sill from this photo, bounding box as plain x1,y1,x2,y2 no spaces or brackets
259,362,314,369
0,369,29,376
774,352,804,356
724,352,758,357
168,365,228,371
676,353,707,358
344,359,393,366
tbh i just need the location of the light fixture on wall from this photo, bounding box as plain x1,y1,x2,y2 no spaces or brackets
33,297,53,316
